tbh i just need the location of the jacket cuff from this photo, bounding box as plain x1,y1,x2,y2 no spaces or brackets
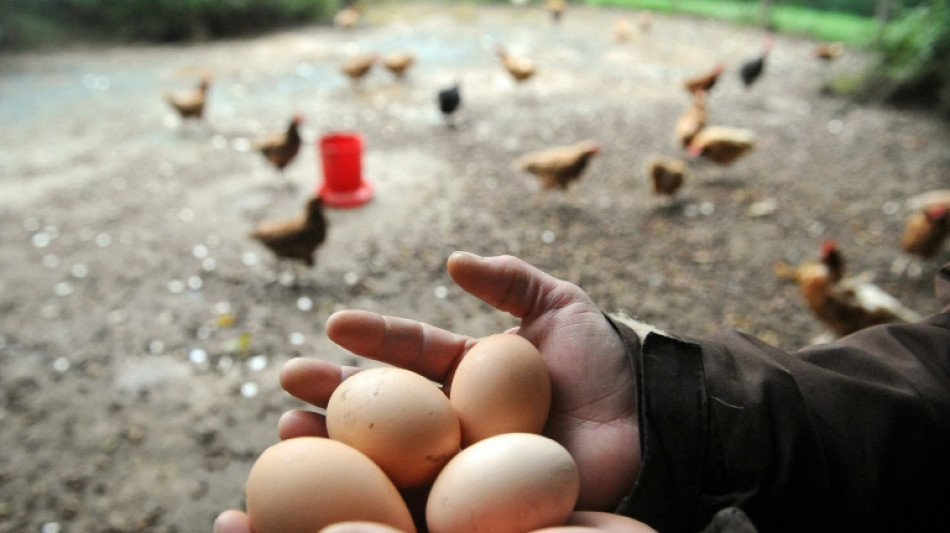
605,313,708,533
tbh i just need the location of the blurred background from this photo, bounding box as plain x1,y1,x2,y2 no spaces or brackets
1,1,948,533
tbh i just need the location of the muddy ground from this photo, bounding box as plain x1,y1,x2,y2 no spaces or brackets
1,2,948,532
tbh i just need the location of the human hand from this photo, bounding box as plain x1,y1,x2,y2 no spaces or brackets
215,252,643,532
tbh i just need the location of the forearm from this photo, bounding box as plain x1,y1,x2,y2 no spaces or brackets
608,310,950,533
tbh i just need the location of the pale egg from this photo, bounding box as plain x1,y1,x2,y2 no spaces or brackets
449,333,551,446
426,432,579,533
326,366,461,488
245,437,416,533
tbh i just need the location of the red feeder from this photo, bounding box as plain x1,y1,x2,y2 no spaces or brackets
317,132,373,208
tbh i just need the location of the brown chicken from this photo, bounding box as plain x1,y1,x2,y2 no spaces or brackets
813,42,844,61
250,196,328,267
613,18,633,42
687,126,756,165
341,53,377,82
495,46,537,83
683,62,725,95
517,140,600,190
547,0,566,23
674,90,708,148
637,11,654,31
646,156,687,200
901,204,949,259
164,76,211,121
382,51,415,78
253,114,304,174
776,240,922,337
334,4,361,29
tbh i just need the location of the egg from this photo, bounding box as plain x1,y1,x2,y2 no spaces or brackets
426,432,580,533
449,333,551,446
245,437,416,533
326,366,461,488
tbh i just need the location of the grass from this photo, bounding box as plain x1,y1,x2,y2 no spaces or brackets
585,0,880,47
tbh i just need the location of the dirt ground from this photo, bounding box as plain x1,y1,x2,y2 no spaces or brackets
1,2,948,532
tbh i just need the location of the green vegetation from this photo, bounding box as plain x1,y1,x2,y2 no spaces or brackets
867,0,950,116
586,0,878,46
0,0,335,49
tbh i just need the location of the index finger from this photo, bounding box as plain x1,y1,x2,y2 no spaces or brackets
325,309,475,383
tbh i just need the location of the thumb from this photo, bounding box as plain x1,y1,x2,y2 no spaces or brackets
447,252,577,322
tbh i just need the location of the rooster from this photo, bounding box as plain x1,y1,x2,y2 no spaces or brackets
495,46,537,83
683,62,725,95
776,240,922,337
687,126,756,165
341,53,377,83
164,76,211,122
383,51,415,78
674,90,708,149
739,34,773,88
646,156,687,202
516,140,600,190
901,204,949,260
250,196,328,267
253,114,304,177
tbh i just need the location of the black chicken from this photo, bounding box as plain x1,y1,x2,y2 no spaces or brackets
739,34,773,88
437,83,461,127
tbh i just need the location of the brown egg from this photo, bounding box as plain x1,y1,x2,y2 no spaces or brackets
245,437,416,533
326,367,461,488
449,333,551,446
561,511,659,532
426,433,579,533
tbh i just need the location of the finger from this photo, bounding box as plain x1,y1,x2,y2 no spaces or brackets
279,357,360,408
447,252,576,322
325,309,473,383
277,409,328,440
213,509,253,533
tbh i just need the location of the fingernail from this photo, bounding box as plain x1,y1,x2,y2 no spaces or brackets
451,250,483,261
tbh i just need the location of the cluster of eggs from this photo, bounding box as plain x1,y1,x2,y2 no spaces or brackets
244,333,578,533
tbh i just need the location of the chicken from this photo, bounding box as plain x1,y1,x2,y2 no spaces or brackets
382,51,415,78
253,114,304,174
437,83,462,127
646,156,687,201
687,126,755,165
495,46,537,83
334,4,361,29
250,196,328,267
901,204,949,259
637,11,653,32
516,140,600,190
547,0,566,23
164,76,211,121
776,240,922,337
739,34,773,88
341,53,377,82
613,18,632,42
813,42,844,61
683,62,725,95
674,90,708,148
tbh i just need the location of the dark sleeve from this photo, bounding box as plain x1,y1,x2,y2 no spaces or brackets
613,263,950,533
